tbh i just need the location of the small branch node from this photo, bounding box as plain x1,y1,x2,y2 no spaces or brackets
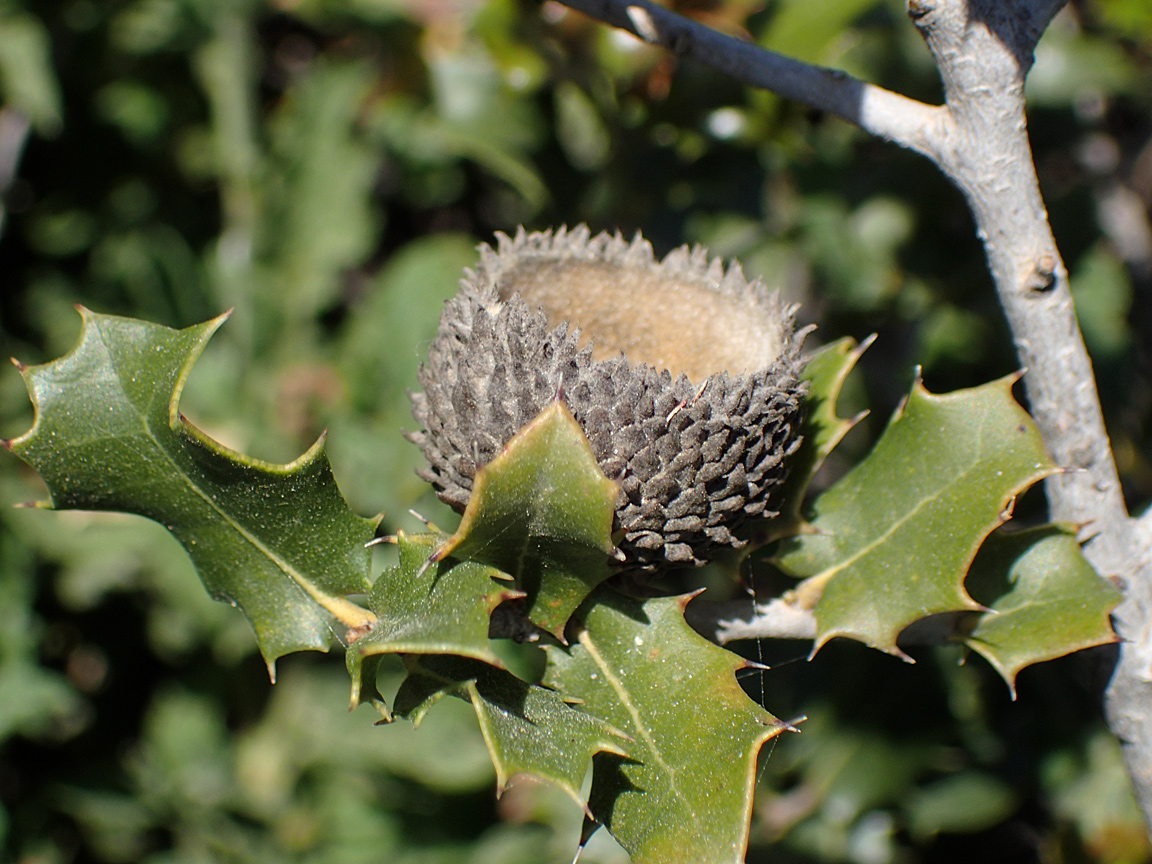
1024,252,1058,294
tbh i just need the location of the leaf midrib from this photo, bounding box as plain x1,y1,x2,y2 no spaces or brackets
98,326,365,629
816,397,1008,585
578,630,696,817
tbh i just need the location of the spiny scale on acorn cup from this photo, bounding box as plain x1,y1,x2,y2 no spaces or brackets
408,225,807,571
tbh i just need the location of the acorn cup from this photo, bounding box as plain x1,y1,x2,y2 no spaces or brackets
408,225,807,571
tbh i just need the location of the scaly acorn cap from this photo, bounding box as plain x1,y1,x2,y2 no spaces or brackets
408,225,807,571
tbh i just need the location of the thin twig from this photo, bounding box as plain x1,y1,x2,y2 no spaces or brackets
559,0,943,157
689,598,816,644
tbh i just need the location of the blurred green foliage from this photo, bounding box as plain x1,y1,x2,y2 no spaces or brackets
0,0,1149,861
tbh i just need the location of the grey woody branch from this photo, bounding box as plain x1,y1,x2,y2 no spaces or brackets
553,0,1152,832
558,0,943,156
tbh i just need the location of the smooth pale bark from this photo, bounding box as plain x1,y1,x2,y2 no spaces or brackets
554,0,1152,831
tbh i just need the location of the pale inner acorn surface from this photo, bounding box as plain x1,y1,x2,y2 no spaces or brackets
497,259,785,384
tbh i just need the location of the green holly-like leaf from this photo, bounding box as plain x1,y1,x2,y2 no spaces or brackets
432,398,620,641
774,375,1055,657
545,589,786,864
347,530,521,691
4,309,377,673
798,336,871,466
767,336,872,540
393,655,628,809
964,525,1120,695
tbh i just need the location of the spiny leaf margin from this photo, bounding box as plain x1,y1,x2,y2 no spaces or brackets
774,374,1056,657
764,334,872,542
964,524,1121,695
391,655,629,813
432,398,620,641
4,308,377,673
545,588,787,864
347,529,522,688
